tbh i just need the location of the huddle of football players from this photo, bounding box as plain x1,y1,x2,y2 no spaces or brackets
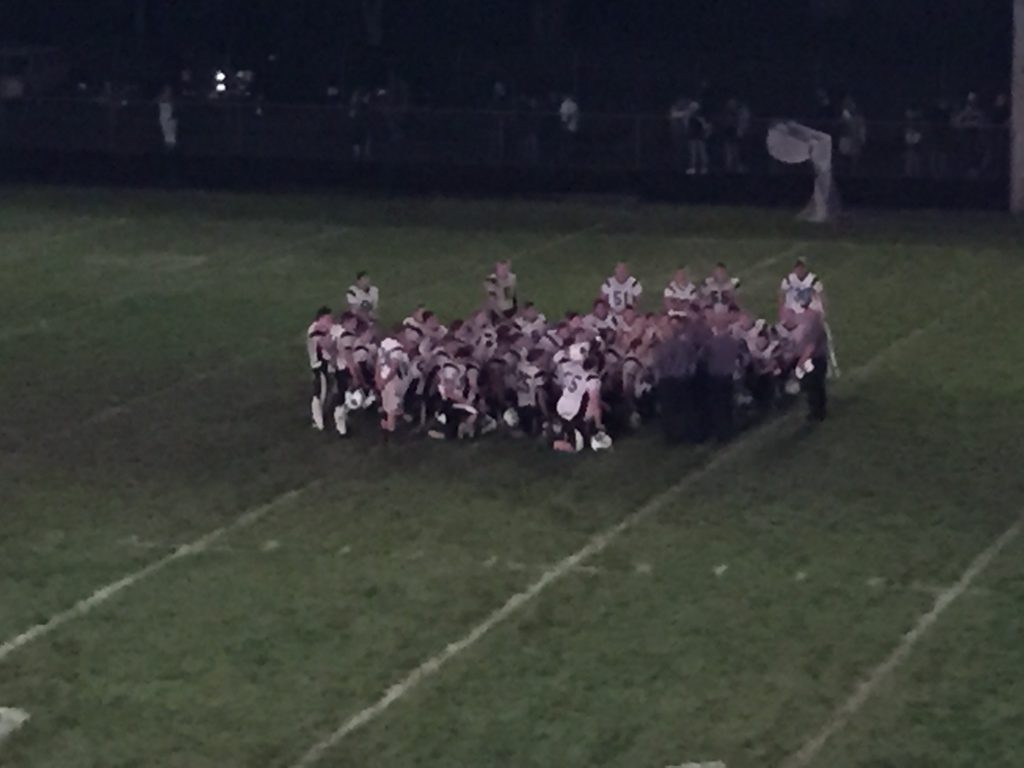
306,257,833,452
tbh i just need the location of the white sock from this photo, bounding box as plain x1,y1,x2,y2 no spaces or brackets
334,406,349,436
311,398,324,431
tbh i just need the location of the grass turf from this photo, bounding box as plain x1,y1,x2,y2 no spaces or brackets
1,187,1022,768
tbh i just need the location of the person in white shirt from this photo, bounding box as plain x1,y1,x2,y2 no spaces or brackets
778,258,826,315
376,337,409,437
347,271,379,319
484,260,518,318
601,263,643,313
778,258,838,376
583,298,618,336
701,262,741,307
306,306,333,431
663,268,698,315
553,344,604,453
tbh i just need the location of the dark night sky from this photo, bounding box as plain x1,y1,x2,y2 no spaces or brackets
0,0,1012,112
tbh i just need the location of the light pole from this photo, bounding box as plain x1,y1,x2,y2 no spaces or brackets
1012,0,1024,212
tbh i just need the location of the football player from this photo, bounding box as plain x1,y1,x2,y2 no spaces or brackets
663,268,699,309
553,344,605,452
484,259,518,319
346,271,380,320
376,336,409,437
779,258,839,376
306,306,333,431
583,298,618,336
601,262,643,313
701,262,741,307
328,311,365,436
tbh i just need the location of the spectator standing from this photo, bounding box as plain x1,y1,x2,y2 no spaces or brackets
926,97,953,178
349,88,371,161
684,100,710,175
559,93,580,163
669,97,689,169
812,87,836,134
157,85,178,152
838,96,867,176
952,92,987,177
991,93,1011,176
721,97,751,174
903,108,924,178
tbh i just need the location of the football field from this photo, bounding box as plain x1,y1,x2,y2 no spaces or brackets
1,187,1023,768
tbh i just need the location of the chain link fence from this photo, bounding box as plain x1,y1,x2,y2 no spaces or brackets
0,98,1010,182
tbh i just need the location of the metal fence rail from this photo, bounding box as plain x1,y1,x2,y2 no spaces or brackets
0,99,1010,181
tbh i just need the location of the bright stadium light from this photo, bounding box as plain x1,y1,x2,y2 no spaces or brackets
215,70,227,83
215,83,227,93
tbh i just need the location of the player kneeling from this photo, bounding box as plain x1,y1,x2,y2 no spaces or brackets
376,337,409,438
553,344,611,453
429,351,479,440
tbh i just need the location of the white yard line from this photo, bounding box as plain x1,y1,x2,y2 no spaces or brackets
511,222,607,260
781,516,1023,768
0,707,30,748
287,311,936,768
0,223,609,662
0,485,316,664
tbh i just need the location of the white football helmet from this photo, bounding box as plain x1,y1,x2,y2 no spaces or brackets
344,389,365,410
502,408,520,428
590,431,613,451
569,342,590,362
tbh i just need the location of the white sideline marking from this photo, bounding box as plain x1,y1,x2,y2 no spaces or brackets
668,762,726,768
0,707,30,747
781,516,1023,768
0,486,315,664
0,215,606,663
288,314,933,768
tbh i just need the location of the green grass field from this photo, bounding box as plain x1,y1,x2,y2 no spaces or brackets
1,187,1023,768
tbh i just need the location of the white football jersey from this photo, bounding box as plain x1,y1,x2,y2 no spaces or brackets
515,313,547,339
377,343,408,381
601,276,642,313
663,280,698,303
486,272,518,312
583,312,619,336
556,361,600,420
307,323,329,369
515,361,546,407
702,276,740,306
438,361,464,400
329,325,358,372
347,284,379,314
781,272,824,313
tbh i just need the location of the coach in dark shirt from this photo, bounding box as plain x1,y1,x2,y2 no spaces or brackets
798,309,829,421
705,323,742,441
655,317,697,444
